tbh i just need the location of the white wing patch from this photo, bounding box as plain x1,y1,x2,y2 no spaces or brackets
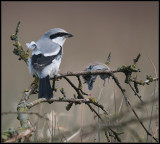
32,50,41,55
26,41,37,49
43,48,61,56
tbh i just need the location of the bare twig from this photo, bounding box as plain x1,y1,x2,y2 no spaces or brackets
128,82,143,103
109,74,158,142
130,77,159,86
1,112,49,121
116,85,158,141
20,77,39,103
27,97,106,114
63,76,83,99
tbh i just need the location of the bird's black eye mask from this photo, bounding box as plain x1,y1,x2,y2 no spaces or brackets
50,32,69,39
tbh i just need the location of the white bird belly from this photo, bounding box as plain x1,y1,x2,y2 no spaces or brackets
39,58,61,78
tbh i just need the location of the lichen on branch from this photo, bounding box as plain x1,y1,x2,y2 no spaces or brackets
10,21,29,64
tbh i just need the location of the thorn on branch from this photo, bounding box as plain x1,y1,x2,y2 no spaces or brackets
133,53,141,64
60,88,66,98
15,21,21,35
105,52,111,66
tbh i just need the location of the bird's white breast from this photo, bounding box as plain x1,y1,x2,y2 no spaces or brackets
52,37,66,47
39,58,62,79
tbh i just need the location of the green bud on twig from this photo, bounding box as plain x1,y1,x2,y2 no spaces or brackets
10,34,17,40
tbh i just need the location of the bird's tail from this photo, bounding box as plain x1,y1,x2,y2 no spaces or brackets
39,75,53,99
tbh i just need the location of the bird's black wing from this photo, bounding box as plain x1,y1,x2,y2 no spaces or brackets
32,47,62,71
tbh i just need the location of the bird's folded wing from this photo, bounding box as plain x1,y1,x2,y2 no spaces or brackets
37,38,61,56
32,47,62,71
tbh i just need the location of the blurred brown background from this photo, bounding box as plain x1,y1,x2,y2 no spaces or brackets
2,1,159,142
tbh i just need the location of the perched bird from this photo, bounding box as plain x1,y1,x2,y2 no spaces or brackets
26,28,73,99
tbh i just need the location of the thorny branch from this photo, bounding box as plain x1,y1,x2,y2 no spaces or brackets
111,74,158,142
2,21,159,143
128,82,143,103
62,76,120,141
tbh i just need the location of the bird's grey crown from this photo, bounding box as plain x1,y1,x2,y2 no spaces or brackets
42,28,68,39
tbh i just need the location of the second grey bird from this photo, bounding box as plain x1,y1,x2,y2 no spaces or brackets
26,28,73,99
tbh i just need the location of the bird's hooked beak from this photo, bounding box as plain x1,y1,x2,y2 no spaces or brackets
65,33,74,38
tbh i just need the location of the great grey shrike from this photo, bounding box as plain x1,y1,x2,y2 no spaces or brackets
26,28,73,99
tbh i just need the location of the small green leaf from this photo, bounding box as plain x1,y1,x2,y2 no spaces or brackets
133,53,141,64
66,103,73,111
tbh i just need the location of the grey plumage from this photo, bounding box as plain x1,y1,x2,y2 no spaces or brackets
36,28,66,54
26,28,73,99
82,63,110,90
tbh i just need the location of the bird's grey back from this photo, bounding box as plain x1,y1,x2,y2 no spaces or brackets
36,28,67,54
